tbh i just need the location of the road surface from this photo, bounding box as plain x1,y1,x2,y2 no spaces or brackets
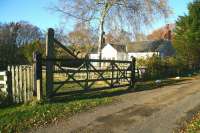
32,76,200,133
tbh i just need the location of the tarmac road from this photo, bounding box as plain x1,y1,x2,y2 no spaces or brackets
32,76,200,133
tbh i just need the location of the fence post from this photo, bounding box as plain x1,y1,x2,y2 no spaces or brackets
46,28,54,98
27,66,30,101
19,66,23,102
11,66,16,102
6,67,13,102
34,52,43,101
15,66,19,102
129,57,136,90
110,60,114,87
85,54,89,90
23,66,27,102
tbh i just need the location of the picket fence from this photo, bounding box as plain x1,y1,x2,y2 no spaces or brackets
0,71,8,93
6,65,35,103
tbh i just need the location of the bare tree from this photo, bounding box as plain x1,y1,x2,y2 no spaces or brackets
16,21,43,46
0,21,43,66
67,23,94,46
105,29,131,44
67,23,96,56
53,0,171,60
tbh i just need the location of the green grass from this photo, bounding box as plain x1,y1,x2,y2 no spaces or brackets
0,98,113,133
135,78,188,92
0,77,189,133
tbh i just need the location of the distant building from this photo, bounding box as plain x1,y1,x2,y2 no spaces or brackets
90,40,175,61
90,43,127,60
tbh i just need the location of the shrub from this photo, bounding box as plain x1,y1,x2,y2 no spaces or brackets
136,55,187,80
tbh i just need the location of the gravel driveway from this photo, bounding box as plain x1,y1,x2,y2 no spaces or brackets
32,76,200,133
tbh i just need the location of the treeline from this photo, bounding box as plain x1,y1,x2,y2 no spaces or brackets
0,21,133,68
0,21,44,69
0,22,95,68
136,0,200,79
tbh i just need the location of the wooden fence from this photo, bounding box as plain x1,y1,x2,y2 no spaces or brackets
6,65,34,103
0,71,8,93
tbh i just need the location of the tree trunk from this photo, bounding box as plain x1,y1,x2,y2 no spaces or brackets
97,1,109,67
98,16,104,61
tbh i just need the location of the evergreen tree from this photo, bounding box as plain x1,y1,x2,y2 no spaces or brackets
173,0,200,69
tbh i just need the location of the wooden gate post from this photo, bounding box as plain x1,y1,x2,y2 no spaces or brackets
46,28,54,98
6,71,13,102
130,56,136,90
85,54,89,90
34,52,43,100
110,60,114,87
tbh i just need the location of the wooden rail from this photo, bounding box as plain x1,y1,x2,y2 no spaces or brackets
45,28,136,98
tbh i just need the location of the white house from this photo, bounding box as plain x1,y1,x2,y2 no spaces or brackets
90,43,127,60
90,40,174,61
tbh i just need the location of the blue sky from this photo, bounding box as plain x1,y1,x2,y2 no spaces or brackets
0,0,192,34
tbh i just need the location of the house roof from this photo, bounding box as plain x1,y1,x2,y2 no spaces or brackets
109,43,126,52
127,40,175,56
127,41,154,52
90,40,175,57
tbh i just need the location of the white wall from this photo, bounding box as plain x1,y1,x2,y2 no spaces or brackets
117,52,127,60
90,44,118,60
128,52,159,60
90,44,159,61
101,44,117,60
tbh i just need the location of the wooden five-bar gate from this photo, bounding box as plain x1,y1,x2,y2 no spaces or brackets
35,28,136,99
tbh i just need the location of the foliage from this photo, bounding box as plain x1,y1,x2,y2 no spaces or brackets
15,21,43,45
67,23,96,56
55,0,171,31
135,32,147,41
178,111,200,133
173,0,200,70
19,40,45,63
0,91,8,106
105,29,131,45
68,23,95,46
147,24,175,40
0,21,43,66
136,55,185,80
0,22,21,66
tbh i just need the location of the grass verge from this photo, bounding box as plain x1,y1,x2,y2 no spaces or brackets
179,112,200,133
0,92,114,133
0,77,189,133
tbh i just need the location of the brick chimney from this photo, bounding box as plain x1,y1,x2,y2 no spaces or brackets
164,24,172,41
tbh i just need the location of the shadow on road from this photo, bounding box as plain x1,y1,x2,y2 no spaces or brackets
50,78,190,104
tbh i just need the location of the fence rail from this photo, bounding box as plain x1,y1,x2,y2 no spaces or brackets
42,53,135,97
42,28,136,98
